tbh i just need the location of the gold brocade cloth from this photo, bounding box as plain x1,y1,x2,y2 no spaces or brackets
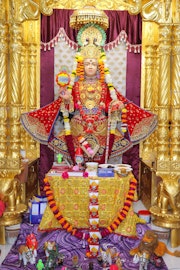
39,173,144,236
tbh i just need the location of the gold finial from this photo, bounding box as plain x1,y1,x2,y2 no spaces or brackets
70,5,109,30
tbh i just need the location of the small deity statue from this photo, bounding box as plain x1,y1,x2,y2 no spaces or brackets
36,259,45,270
43,240,65,269
26,233,38,258
74,147,84,170
72,254,79,267
18,244,36,266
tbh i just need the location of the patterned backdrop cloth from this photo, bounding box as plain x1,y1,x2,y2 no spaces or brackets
1,214,168,270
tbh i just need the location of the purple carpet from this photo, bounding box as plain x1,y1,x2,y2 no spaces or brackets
1,214,168,270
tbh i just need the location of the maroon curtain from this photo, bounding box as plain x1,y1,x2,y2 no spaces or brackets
41,10,141,44
40,9,142,192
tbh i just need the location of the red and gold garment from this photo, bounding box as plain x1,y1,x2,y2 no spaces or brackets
21,81,157,163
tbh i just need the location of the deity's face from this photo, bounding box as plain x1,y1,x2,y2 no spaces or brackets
84,58,98,78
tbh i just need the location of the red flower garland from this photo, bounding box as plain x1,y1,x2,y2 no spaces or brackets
44,176,137,255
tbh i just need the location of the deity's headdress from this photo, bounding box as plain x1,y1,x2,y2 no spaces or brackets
66,5,118,102
70,5,109,59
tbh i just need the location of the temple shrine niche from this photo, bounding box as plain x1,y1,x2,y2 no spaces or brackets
0,0,179,249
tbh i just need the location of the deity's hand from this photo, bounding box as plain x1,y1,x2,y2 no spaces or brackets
59,87,71,101
111,100,125,112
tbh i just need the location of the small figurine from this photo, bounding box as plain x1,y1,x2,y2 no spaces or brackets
18,244,36,266
89,262,94,269
130,230,180,270
57,252,65,266
99,248,112,267
26,233,38,258
36,259,45,270
115,257,123,270
45,249,59,270
44,241,65,270
138,252,150,270
72,254,79,268
57,153,63,163
75,147,84,170
44,241,57,258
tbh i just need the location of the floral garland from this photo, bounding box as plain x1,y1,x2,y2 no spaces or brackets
44,176,137,257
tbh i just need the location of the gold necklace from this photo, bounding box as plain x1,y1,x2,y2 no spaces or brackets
80,81,101,109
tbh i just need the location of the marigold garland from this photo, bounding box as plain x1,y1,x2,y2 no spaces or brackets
43,176,137,256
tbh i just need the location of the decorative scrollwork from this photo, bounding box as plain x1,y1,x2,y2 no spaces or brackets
141,0,162,22
39,0,142,15
97,0,142,15
39,0,55,16
10,0,39,23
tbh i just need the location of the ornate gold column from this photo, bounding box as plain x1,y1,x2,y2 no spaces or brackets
26,44,40,158
150,24,180,248
141,1,180,248
8,23,23,169
0,23,8,165
0,1,40,244
20,46,27,152
156,24,172,168
171,24,180,168
141,45,158,163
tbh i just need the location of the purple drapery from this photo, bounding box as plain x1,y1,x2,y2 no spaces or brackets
40,9,142,193
39,49,55,194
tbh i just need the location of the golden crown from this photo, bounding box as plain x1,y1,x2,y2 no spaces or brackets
70,5,109,30
80,44,101,59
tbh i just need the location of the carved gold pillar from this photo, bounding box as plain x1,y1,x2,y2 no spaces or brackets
150,22,180,249
0,23,8,165
171,24,180,169
7,23,23,170
26,44,39,158
20,46,27,152
156,24,172,170
142,45,158,163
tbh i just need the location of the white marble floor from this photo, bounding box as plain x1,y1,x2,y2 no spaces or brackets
0,200,180,269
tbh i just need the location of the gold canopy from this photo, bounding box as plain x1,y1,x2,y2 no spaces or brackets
70,5,109,30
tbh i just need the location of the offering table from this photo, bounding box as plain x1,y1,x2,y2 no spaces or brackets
39,172,144,237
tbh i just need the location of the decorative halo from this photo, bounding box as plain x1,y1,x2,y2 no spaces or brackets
77,23,106,47
56,71,70,87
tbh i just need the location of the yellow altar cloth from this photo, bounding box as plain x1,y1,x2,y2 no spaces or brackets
39,173,144,237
